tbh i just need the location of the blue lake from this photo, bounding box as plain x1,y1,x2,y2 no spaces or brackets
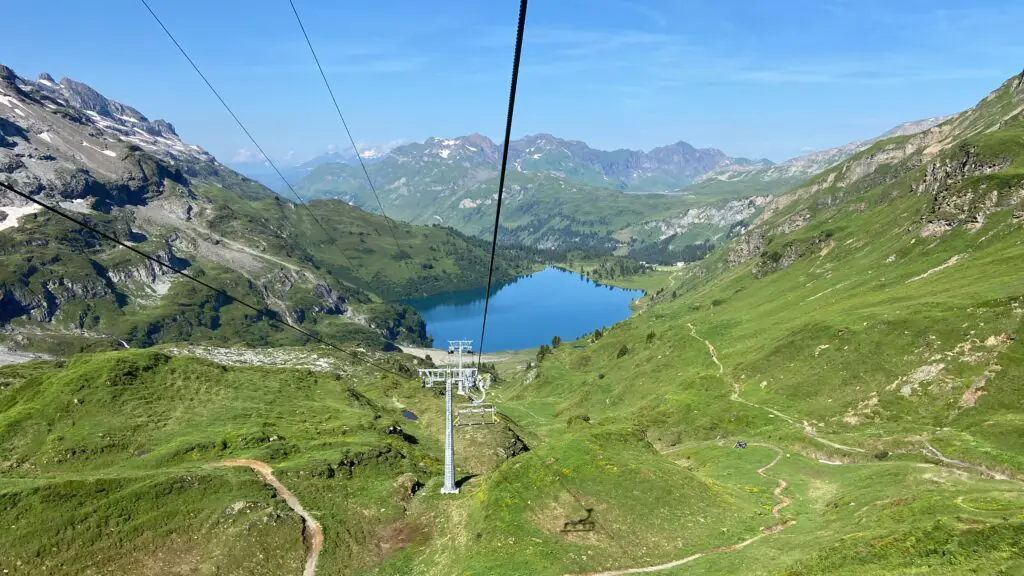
404,267,644,352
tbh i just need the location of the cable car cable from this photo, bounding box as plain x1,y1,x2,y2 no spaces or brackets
477,0,529,366
0,180,412,381
287,0,407,259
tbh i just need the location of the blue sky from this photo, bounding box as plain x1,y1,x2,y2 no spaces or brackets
3,0,1023,163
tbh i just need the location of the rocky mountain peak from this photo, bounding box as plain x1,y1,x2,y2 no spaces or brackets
58,76,116,116
0,62,216,206
55,76,152,129
1013,68,1024,96
0,65,17,85
464,132,495,148
667,140,699,152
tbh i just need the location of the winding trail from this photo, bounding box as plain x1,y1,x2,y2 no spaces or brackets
686,324,1021,474
569,323,1020,576
688,323,724,375
218,460,323,576
580,324,1021,576
687,323,865,454
668,270,682,288
566,445,794,576
921,442,1013,481
751,444,793,517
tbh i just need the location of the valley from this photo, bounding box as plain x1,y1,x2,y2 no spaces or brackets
286,119,948,261
1,42,1024,576
0,65,542,355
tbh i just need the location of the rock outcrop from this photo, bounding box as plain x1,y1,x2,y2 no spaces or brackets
727,228,766,266
645,196,770,241
916,146,1013,236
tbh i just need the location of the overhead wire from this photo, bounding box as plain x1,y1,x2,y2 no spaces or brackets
137,0,367,284
477,0,529,366
287,0,407,259
0,180,413,381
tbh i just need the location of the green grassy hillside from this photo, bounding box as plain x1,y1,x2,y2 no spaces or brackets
3,74,1024,576
0,349,443,575
454,72,1024,574
1,177,542,354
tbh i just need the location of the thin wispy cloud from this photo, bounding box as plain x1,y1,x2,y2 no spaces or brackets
231,147,265,163
24,0,1018,163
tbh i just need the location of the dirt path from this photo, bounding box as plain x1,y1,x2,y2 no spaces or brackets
687,324,723,374
218,460,323,576
668,271,682,288
687,323,865,454
751,443,792,517
567,445,794,576
921,442,1013,481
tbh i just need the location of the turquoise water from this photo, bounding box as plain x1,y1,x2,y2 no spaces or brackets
404,267,644,352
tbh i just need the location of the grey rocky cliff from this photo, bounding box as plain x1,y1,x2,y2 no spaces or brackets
0,63,216,212
0,276,113,324
916,146,1013,236
107,241,187,285
727,228,766,266
644,196,771,241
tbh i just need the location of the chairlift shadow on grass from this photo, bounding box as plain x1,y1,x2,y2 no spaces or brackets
561,508,595,533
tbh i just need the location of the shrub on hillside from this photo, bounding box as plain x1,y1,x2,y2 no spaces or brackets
536,344,551,363
616,344,629,358
567,414,591,427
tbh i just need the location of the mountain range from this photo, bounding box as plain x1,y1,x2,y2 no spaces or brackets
692,116,954,185
228,145,391,193
285,116,950,199
284,118,949,254
0,64,537,353
2,65,1023,576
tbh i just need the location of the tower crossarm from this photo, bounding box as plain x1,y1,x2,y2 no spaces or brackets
418,368,477,388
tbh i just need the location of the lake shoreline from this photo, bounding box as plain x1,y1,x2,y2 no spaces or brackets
404,267,643,351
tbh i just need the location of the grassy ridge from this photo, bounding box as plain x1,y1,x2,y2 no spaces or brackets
0,350,446,575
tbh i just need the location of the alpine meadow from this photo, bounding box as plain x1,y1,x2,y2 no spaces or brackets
2,1,1024,575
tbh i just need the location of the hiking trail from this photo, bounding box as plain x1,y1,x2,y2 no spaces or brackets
566,444,794,575
218,459,323,576
687,323,865,453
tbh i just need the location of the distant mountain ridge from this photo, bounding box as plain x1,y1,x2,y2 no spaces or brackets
284,116,952,202
0,63,536,352
228,146,391,193
288,132,737,198
287,117,952,253
692,116,954,185
288,115,954,221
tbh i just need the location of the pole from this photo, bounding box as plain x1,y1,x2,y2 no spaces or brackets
441,373,459,494
457,343,464,394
